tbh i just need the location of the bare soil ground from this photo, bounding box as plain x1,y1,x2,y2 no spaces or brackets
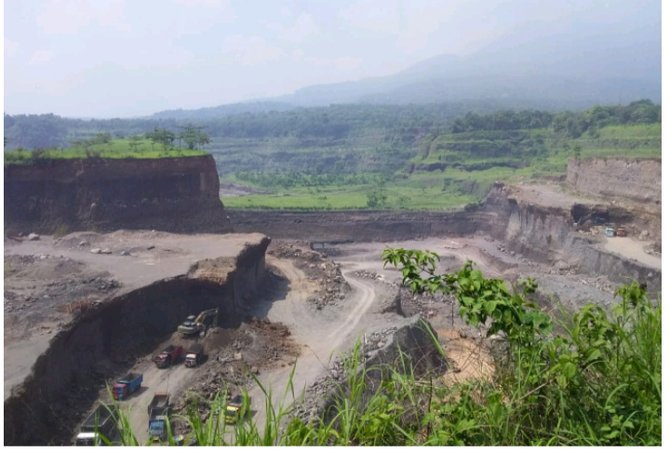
4,230,265,399
599,236,661,270
5,205,660,444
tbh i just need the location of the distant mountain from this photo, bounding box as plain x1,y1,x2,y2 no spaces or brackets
152,10,660,119
150,101,298,120
278,31,660,110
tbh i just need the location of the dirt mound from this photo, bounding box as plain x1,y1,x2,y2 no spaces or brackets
268,242,350,310
170,320,300,431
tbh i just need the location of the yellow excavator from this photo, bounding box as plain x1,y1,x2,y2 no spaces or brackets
177,308,219,337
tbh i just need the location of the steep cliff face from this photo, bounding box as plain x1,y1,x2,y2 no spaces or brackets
566,158,661,210
4,155,230,234
481,183,660,295
227,209,492,242
4,238,270,445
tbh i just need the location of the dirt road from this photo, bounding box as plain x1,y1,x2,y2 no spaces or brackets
118,359,194,444
243,255,389,434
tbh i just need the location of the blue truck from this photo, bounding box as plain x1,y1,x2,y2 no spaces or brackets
147,393,171,441
112,373,143,401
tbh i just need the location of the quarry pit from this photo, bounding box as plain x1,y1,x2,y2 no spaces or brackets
3,157,661,445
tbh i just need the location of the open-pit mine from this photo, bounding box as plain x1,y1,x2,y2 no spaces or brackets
4,156,660,445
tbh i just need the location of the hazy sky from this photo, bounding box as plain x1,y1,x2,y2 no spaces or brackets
3,0,661,117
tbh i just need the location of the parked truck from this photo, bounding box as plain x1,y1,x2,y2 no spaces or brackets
153,345,184,369
112,372,143,400
178,308,219,337
74,404,118,446
184,343,205,368
147,393,171,441
225,394,249,424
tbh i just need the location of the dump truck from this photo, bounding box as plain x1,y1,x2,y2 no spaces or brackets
74,404,117,446
153,345,184,369
178,308,219,337
225,395,248,424
147,393,170,441
184,343,205,368
112,372,143,400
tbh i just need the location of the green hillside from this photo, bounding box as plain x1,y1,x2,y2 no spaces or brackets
223,102,661,210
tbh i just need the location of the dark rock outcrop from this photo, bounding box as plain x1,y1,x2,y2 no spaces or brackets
4,155,230,234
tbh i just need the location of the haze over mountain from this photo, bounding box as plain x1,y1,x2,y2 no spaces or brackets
153,5,660,120
6,0,660,118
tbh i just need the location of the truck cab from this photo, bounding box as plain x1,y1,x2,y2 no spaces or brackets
184,344,204,368
153,345,183,368
148,416,169,442
225,395,248,424
74,432,103,446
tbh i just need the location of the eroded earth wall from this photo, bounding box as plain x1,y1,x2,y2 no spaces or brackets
3,238,270,446
566,158,661,208
227,209,493,241
4,155,230,234
481,184,660,295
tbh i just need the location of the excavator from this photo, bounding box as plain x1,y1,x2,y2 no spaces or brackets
177,308,219,337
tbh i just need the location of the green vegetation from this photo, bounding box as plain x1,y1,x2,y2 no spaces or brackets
4,101,660,208
4,137,207,165
95,252,660,446
220,101,660,210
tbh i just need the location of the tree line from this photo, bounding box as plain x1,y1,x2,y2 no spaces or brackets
4,100,660,151
449,100,660,136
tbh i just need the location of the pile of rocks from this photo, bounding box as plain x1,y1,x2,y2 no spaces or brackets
269,242,350,310
296,317,448,426
352,270,382,280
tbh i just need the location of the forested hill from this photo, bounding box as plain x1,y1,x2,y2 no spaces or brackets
3,100,660,152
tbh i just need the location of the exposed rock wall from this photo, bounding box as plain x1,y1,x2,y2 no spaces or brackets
481,184,660,295
4,155,230,234
227,209,493,241
3,238,270,446
566,158,661,209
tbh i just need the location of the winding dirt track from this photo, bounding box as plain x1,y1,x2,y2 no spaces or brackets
244,256,383,434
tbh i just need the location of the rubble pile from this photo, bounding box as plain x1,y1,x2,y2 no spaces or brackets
3,254,119,318
269,242,350,310
296,317,448,426
352,270,382,280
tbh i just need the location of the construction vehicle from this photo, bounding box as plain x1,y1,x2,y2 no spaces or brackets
147,393,170,441
153,345,184,369
112,373,143,400
184,343,205,368
225,394,249,424
178,308,219,337
74,404,118,446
